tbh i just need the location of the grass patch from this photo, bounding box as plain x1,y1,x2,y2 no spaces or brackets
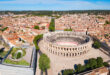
4,59,30,66
11,47,26,59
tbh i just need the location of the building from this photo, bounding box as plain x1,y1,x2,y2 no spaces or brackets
78,67,109,75
43,31,93,57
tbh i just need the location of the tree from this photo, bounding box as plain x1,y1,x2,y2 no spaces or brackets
88,58,97,69
33,34,43,51
0,27,8,32
103,62,109,67
63,69,74,75
96,57,103,68
75,64,83,73
93,41,101,49
39,54,50,72
34,26,39,29
16,52,22,59
85,63,90,69
105,20,110,24
64,28,72,31
49,18,55,31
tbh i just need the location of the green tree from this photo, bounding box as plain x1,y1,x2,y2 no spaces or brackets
93,41,101,49
0,27,8,32
96,57,103,68
34,26,39,29
39,54,50,72
105,20,110,24
49,18,55,31
16,52,22,59
33,34,43,51
75,64,83,73
63,69,74,75
88,58,97,69
64,28,72,31
85,63,90,69
103,62,109,67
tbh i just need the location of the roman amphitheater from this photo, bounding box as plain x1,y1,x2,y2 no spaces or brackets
38,31,110,75
43,31,92,57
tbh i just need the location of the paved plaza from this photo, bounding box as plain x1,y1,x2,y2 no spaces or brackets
38,40,110,75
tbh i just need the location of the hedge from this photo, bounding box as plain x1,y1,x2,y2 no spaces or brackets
33,34,43,51
64,28,72,31
4,59,30,66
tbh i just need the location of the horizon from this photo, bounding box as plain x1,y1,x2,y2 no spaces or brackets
0,0,110,10
0,9,110,11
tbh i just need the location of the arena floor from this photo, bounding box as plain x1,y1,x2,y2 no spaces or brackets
55,41,78,46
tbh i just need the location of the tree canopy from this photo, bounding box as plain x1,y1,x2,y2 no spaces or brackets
34,25,39,29
88,58,97,69
93,41,101,49
0,10,110,16
62,57,109,74
64,28,72,31
33,34,43,51
96,57,103,67
62,69,74,75
49,18,55,31
39,54,50,72
0,27,8,32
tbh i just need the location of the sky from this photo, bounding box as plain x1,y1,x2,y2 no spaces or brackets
0,0,110,10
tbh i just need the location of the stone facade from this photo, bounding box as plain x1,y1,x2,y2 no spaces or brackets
43,31,93,57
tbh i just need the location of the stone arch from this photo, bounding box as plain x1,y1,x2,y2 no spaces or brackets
69,53,71,56
73,48,74,51
51,50,52,53
58,52,59,55
64,53,66,56
80,52,82,55
70,48,71,51
67,48,68,51
53,51,54,54
55,52,57,55
75,53,77,56
66,53,68,56
72,53,74,56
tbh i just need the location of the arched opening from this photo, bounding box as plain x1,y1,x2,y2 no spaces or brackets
80,52,82,55
75,53,77,56
72,53,74,56
70,53,71,56
66,53,68,56
64,53,65,56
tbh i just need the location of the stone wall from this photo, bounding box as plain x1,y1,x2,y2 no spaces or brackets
43,31,93,57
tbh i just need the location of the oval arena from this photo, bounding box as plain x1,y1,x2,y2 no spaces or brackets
43,31,93,57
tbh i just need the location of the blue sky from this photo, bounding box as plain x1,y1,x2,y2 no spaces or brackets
0,0,110,10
